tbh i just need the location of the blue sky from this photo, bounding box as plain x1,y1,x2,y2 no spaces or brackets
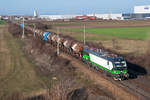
0,0,150,15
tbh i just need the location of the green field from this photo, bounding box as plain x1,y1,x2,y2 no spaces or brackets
65,27,150,40
0,20,6,25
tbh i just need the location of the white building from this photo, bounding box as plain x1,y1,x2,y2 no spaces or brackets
39,13,123,21
87,13,123,20
39,15,81,21
134,5,150,13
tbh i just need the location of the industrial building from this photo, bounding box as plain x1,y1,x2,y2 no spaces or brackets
122,13,150,20
134,5,150,14
87,14,123,20
122,5,150,20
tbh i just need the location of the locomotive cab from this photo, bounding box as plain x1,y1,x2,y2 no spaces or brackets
113,58,129,80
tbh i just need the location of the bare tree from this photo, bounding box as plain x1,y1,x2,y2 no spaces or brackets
50,79,75,100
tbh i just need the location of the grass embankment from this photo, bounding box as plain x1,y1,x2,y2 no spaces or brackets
0,25,53,98
64,27,150,40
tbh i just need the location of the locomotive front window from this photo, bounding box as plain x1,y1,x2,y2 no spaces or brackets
114,62,121,67
121,61,127,67
114,61,127,67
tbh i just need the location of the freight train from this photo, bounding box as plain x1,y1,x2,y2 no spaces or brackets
13,22,129,80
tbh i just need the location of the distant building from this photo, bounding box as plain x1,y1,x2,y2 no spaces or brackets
134,5,150,14
122,5,150,20
75,15,96,20
3,16,9,20
122,13,150,20
34,9,38,17
87,14,123,20
39,14,123,21
39,15,80,21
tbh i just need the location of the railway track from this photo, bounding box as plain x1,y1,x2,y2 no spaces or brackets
57,47,150,100
119,81,150,100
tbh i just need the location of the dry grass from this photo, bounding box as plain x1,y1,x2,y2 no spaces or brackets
0,25,52,99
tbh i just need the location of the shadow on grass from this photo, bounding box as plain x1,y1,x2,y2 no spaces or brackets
127,61,147,79
25,95,45,100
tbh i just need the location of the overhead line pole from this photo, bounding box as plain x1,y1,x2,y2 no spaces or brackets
83,24,86,47
57,27,60,55
33,23,36,37
22,17,25,39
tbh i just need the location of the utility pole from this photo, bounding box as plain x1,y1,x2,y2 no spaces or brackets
33,23,36,37
83,24,86,47
22,17,25,39
57,27,60,55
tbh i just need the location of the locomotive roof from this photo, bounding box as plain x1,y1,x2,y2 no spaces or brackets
83,48,124,62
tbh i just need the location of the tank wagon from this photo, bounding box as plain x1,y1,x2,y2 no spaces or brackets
43,32,50,42
18,23,129,80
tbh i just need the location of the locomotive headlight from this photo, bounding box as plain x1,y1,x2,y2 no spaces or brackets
114,70,120,74
122,70,127,73
113,70,116,74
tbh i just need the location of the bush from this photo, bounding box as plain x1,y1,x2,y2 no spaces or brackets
35,22,52,30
